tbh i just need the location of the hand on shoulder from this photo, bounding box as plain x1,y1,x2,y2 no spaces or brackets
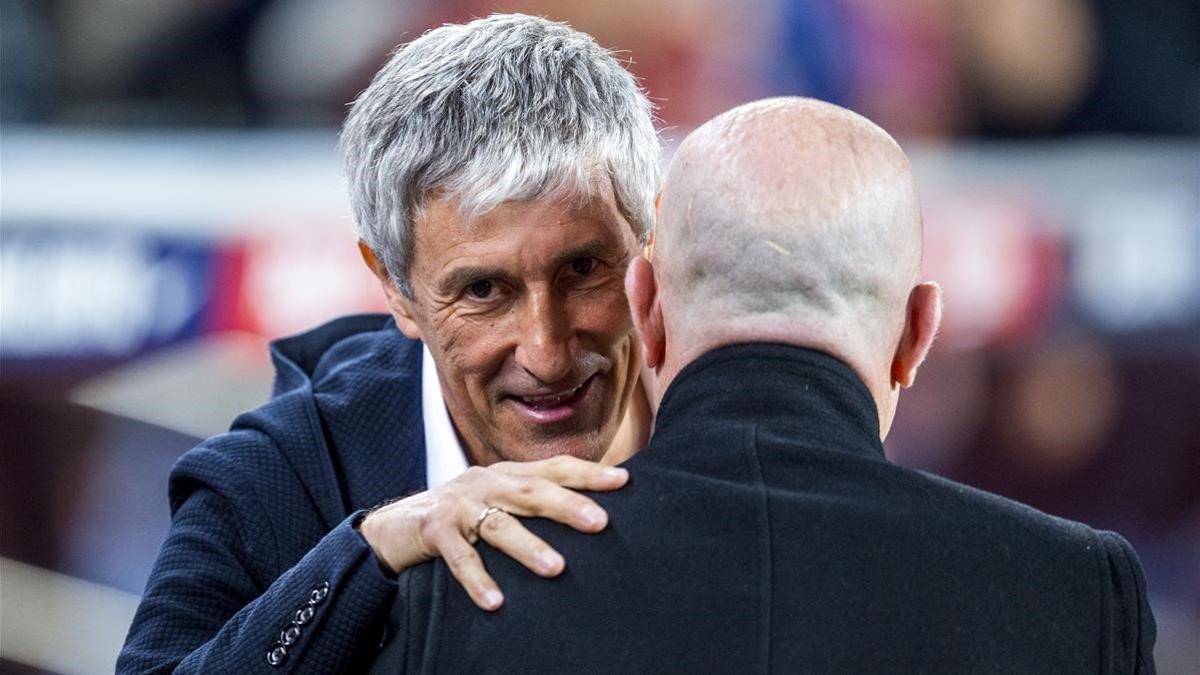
358,456,628,610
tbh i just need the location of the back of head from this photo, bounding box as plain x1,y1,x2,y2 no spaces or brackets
654,97,926,389
340,13,660,296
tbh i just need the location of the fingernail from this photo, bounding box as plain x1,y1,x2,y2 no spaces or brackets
602,467,628,480
482,589,504,610
579,505,606,527
536,550,563,574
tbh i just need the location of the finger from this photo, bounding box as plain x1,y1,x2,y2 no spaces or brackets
477,508,565,577
431,528,505,611
491,476,610,533
495,455,629,491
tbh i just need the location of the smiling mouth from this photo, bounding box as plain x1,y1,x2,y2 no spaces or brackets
506,375,598,424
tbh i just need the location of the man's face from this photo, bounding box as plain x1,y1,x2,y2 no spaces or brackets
388,186,642,465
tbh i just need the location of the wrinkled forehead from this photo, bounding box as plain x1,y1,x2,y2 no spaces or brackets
412,179,638,263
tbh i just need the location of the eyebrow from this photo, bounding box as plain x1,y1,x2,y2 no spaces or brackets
434,238,621,296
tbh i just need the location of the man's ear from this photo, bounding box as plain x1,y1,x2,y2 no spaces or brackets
625,256,665,370
358,240,423,341
891,281,942,389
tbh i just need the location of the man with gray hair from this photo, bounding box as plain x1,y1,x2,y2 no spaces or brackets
371,97,1155,672
121,14,659,672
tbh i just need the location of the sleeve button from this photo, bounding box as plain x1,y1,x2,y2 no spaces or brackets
295,605,315,625
266,645,288,667
281,624,302,646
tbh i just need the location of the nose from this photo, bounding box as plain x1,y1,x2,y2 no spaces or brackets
513,289,574,384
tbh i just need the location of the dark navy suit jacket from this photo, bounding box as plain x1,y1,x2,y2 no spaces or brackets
120,315,428,673
372,344,1156,674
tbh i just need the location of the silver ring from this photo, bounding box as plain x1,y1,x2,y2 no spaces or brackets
474,505,505,536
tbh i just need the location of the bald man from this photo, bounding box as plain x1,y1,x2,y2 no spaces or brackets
371,98,1155,673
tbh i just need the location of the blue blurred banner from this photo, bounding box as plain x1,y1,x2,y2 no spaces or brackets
1,226,217,358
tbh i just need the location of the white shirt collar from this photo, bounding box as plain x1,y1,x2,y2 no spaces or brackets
422,345,470,489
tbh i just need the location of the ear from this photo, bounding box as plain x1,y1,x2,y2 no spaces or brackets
891,281,942,389
358,240,424,341
625,256,665,370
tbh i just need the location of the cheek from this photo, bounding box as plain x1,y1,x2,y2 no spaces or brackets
434,315,515,388
573,284,636,346
600,283,635,333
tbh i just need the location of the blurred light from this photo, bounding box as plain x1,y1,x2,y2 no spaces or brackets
1003,336,1119,477
248,0,418,116
1,129,349,234
955,0,1098,131
922,191,1062,349
72,332,272,439
239,228,385,338
1073,188,1200,331
0,556,139,675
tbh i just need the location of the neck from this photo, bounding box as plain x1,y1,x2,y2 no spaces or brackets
603,374,652,465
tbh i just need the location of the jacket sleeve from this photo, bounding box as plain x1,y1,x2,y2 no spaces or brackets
1099,531,1157,675
118,452,398,673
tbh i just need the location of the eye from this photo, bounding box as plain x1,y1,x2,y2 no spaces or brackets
465,279,495,299
570,257,597,276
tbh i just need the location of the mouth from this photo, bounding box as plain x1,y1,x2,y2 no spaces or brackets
505,374,598,425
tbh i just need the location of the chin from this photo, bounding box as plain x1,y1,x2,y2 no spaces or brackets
494,430,611,464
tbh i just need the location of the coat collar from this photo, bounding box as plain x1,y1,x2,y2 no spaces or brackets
652,343,885,461
264,314,428,525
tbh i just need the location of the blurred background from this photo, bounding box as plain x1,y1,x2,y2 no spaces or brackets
1,0,1197,672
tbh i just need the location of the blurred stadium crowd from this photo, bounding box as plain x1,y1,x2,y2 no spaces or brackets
1,1,1198,673
4,0,1199,135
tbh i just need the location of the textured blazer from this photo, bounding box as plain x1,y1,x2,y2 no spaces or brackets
120,315,428,673
373,344,1156,674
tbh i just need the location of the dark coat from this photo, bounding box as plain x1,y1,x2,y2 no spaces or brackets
374,343,1156,674
119,315,425,673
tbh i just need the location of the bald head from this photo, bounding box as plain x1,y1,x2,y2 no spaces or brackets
658,97,921,336
629,97,941,438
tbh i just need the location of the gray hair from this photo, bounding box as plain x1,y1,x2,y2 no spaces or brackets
339,13,660,296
